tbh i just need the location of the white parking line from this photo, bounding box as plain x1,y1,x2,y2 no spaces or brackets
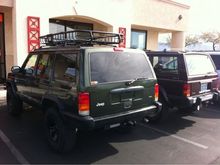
0,129,29,165
138,123,208,150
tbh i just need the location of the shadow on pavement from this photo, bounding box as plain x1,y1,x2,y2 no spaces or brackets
0,106,196,164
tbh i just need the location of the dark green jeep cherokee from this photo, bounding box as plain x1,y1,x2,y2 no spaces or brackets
6,30,161,152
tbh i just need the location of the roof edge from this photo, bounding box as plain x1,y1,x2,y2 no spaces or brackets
158,0,190,9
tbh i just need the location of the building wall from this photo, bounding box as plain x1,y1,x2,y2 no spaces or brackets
132,0,189,31
5,0,189,67
13,0,134,65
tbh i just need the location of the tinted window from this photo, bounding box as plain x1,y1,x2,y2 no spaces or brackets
211,55,220,70
23,54,38,75
36,54,52,79
54,54,77,82
185,54,216,76
90,52,154,84
152,56,178,74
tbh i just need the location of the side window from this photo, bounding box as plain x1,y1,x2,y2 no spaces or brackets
23,54,38,75
53,54,76,82
36,54,52,79
153,56,178,74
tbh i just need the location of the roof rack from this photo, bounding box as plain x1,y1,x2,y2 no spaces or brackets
40,30,123,47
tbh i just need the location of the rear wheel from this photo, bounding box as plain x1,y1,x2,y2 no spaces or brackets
7,87,23,116
116,120,136,133
179,104,201,114
44,107,77,153
145,100,169,123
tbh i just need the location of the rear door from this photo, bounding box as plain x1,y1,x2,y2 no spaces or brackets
85,48,157,118
184,53,218,96
149,54,184,97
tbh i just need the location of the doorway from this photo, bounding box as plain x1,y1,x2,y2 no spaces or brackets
0,13,6,84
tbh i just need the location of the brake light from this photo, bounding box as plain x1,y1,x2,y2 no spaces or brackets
154,83,159,101
78,92,90,116
183,84,190,97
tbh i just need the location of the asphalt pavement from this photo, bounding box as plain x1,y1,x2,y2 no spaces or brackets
1,90,220,164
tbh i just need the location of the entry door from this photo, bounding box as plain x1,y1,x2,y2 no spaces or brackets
0,13,6,83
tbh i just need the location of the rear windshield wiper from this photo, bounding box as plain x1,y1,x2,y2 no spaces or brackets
125,77,148,86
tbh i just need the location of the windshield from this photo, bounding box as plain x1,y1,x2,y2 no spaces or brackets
90,52,154,84
185,54,216,76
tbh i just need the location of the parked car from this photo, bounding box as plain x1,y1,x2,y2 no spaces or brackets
6,30,161,152
197,51,220,103
146,51,219,121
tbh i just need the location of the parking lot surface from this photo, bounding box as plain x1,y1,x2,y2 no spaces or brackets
1,90,220,164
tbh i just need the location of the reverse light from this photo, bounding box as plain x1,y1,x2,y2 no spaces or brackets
183,83,191,97
78,92,90,116
154,83,159,101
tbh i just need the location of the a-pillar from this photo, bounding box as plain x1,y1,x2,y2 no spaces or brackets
171,31,185,51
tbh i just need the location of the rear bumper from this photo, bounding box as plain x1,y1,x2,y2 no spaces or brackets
171,92,216,108
63,102,162,130
212,90,220,103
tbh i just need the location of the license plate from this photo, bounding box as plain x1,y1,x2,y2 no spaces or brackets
200,83,207,91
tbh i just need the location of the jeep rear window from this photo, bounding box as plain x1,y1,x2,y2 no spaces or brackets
185,54,216,76
90,52,154,84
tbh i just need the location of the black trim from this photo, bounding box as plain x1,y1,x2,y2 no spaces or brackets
0,13,6,83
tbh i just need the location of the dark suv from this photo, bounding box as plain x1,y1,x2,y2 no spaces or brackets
6,30,161,152
146,51,219,121
198,51,220,103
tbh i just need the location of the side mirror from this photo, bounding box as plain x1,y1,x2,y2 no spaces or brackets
11,66,21,73
25,68,34,75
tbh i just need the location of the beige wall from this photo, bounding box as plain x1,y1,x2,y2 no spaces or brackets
3,0,189,68
147,31,159,50
0,0,13,7
132,0,189,32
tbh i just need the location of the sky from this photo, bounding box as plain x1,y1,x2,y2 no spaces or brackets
175,0,220,34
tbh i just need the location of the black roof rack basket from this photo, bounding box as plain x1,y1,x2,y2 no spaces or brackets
40,30,123,47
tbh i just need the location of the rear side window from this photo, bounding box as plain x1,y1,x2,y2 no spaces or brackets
90,52,154,84
152,56,178,74
185,54,216,76
211,55,220,70
54,54,77,82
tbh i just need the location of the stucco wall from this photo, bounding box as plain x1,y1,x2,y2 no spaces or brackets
132,0,189,32
13,0,133,65
12,0,189,66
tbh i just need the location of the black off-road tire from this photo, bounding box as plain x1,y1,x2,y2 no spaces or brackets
179,104,200,114
44,107,77,153
116,121,136,134
146,101,169,124
7,87,23,116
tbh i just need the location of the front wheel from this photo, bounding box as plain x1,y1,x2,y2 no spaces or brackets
7,87,23,116
44,107,77,153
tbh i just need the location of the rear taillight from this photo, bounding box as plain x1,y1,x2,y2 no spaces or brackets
183,84,190,97
78,92,90,116
154,83,159,101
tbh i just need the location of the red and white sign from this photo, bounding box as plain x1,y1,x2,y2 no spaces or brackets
27,16,40,52
119,27,126,48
